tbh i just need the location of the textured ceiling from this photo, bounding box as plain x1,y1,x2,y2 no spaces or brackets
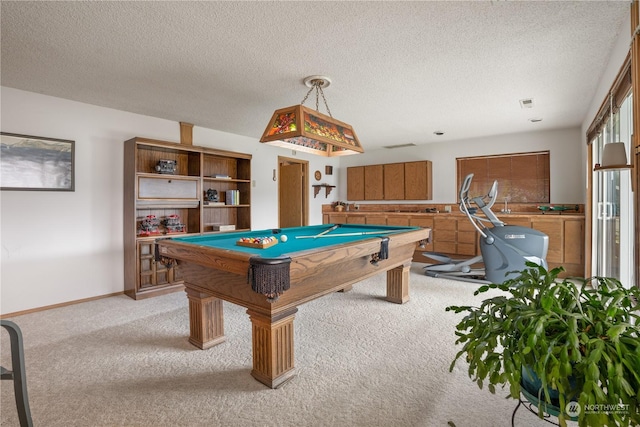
0,1,630,150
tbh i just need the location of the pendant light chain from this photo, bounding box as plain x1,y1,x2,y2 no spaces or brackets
299,80,333,118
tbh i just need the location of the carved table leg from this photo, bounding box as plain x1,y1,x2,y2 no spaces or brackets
386,262,411,304
185,287,225,349
247,308,298,389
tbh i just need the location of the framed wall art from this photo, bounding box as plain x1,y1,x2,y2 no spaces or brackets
1,132,75,191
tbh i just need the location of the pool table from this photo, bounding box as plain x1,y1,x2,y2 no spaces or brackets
156,223,430,388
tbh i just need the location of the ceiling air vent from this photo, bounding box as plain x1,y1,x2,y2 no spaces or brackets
519,98,534,109
383,143,416,149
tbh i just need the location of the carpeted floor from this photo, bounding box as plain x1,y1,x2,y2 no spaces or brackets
1,264,572,427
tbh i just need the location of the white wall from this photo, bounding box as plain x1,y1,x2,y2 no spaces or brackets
0,87,339,314
338,127,584,204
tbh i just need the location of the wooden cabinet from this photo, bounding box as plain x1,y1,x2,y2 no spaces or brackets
347,161,432,201
364,165,384,200
384,163,405,200
124,137,252,299
531,216,584,276
347,166,365,200
431,217,478,256
405,161,433,200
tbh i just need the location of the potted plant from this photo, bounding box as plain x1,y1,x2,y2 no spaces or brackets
332,201,347,212
446,263,640,427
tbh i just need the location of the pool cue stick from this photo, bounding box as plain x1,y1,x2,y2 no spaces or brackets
295,230,397,239
314,224,340,238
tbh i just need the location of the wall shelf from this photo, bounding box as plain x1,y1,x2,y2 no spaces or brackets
312,184,336,198
593,164,633,171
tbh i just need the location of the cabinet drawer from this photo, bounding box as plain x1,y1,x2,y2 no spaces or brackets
434,241,456,254
436,229,456,242
346,215,367,224
138,176,199,199
434,217,456,230
457,220,477,232
457,243,476,256
458,231,477,244
387,216,410,226
410,218,433,228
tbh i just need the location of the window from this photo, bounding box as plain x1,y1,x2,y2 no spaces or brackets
456,151,550,203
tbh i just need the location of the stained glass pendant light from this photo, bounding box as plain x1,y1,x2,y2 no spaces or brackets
260,76,364,156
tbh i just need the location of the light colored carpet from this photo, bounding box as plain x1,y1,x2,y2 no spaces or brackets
1,264,571,427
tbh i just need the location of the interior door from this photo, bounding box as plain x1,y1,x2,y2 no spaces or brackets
279,161,305,228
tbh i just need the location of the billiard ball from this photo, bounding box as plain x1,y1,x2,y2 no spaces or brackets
280,235,288,242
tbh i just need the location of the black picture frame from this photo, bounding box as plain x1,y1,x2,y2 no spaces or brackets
1,132,75,191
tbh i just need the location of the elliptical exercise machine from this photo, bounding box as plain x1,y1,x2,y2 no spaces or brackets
424,173,549,284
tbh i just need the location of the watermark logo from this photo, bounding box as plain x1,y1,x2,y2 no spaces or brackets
565,401,581,418
565,402,631,417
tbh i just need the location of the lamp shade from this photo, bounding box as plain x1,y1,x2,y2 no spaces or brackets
260,105,363,157
601,142,629,168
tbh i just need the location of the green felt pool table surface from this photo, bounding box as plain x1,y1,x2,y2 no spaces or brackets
169,224,420,258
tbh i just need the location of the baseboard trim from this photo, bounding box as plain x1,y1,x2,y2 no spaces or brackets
0,291,125,319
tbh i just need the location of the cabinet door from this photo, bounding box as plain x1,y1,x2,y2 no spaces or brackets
347,167,365,200
364,165,384,200
137,240,179,290
563,219,584,266
405,161,432,200
383,163,405,200
531,219,563,263
458,219,479,254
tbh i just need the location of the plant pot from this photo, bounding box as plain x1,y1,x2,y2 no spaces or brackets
521,365,579,420
335,205,344,212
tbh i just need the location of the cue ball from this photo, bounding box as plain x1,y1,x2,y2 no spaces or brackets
280,235,288,242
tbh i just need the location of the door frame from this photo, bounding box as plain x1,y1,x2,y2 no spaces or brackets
278,156,309,227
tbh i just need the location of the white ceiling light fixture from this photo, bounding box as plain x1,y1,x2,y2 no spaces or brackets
259,75,364,157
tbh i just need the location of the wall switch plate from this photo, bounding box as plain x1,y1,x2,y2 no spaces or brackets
444,205,452,212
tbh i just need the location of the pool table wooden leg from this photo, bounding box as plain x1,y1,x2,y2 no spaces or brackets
185,287,226,349
247,308,298,389
386,262,411,304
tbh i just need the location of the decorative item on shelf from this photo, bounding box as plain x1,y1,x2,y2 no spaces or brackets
206,188,219,202
332,200,347,212
593,93,633,171
162,214,186,234
137,215,161,236
259,75,364,157
537,205,579,214
594,142,633,171
210,224,236,232
155,159,177,174
225,189,240,205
